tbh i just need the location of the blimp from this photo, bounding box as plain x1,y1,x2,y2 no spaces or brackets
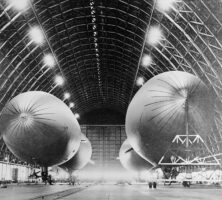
59,133,92,173
125,71,214,167
0,91,81,167
119,140,152,173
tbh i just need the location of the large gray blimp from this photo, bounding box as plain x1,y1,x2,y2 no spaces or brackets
126,71,214,166
0,91,81,166
59,133,92,173
119,140,152,173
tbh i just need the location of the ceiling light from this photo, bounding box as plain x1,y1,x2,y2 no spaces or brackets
64,92,70,99
146,26,164,47
136,77,145,86
55,75,64,86
74,113,80,119
43,54,55,67
90,1,95,6
29,26,44,45
69,102,75,108
142,54,153,68
156,0,177,13
9,0,29,11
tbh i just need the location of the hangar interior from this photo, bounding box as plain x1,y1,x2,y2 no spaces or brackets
0,0,222,199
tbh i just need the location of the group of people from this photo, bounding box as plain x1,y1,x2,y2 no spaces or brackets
30,170,53,185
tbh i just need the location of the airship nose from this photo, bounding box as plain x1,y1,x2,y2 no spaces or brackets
18,112,34,126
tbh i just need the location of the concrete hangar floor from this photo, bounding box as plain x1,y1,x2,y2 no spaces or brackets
0,183,222,200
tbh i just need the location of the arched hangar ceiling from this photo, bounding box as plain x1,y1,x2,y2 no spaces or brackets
0,0,222,152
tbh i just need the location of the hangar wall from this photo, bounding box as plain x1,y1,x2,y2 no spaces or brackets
80,125,128,181
82,125,126,166
0,162,35,182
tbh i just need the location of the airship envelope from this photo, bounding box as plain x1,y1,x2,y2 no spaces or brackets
119,140,152,172
0,91,81,166
59,133,92,172
126,71,214,166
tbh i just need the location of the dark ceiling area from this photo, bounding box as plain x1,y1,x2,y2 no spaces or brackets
79,108,125,125
0,0,222,151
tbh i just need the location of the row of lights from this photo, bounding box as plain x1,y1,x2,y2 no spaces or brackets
7,0,79,118
90,0,102,89
136,0,178,86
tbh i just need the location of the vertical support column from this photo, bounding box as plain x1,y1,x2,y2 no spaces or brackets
185,99,189,148
41,166,48,184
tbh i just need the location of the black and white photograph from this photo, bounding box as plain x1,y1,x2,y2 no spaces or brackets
0,0,222,199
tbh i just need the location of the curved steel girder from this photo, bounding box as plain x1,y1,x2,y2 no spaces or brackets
69,94,128,113
56,92,128,114
9,67,51,98
64,67,136,85
141,17,222,151
145,19,222,142
0,0,151,111
151,46,222,140
0,45,40,103
157,12,222,107
57,48,137,74
0,34,34,79
47,18,145,45
117,0,153,16
42,14,145,40
16,65,53,96
55,34,142,57
50,28,143,58
55,41,140,66
0,3,12,18
66,57,137,76
61,64,135,93
141,48,176,73
60,78,132,102
38,76,130,112
10,48,174,110
158,22,221,88
170,4,222,83
156,27,199,75
0,35,46,93
33,75,92,104
192,0,222,42
0,25,28,61
39,16,146,97
134,12,222,104
0,12,21,34
43,21,143,48
66,49,138,68
37,2,151,31
0,0,221,117
31,0,222,90
162,11,218,82
37,0,153,17
186,1,222,50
